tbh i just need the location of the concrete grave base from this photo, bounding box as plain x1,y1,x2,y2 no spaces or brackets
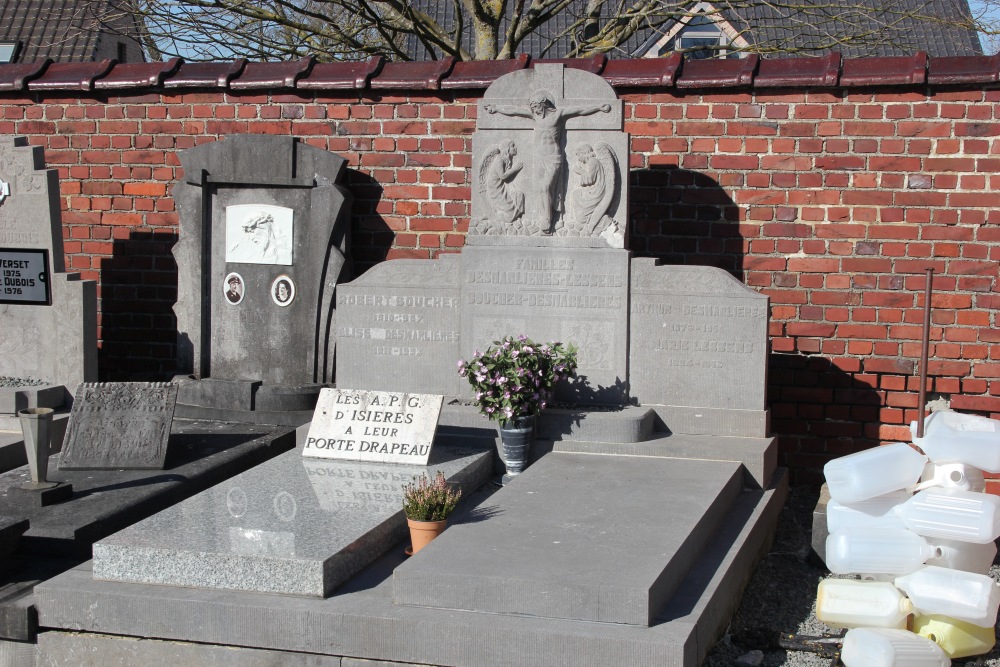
35,461,787,667
0,638,34,667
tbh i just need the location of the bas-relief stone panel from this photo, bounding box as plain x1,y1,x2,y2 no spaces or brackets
629,260,769,411
460,246,629,404
335,256,462,396
471,64,627,248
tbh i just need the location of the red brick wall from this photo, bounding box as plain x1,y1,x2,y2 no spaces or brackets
1,78,997,484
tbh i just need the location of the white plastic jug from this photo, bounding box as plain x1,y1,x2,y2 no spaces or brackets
825,443,928,504
912,410,1000,473
895,565,1000,627
917,462,986,493
826,527,940,575
894,488,1000,544
926,538,997,574
815,579,913,629
826,490,912,534
841,627,950,667
913,613,996,659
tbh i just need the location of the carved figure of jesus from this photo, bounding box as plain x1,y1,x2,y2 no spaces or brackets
485,90,611,234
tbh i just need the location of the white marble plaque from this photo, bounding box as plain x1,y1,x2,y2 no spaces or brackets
302,389,443,464
225,204,294,265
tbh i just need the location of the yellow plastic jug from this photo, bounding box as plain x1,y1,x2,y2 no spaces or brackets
913,613,996,659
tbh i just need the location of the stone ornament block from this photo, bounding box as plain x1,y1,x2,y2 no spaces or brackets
303,389,443,465
58,382,178,470
172,134,352,387
471,64,628,247
629,260,769,413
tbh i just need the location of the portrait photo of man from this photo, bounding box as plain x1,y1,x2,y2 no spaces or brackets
223,272,244,305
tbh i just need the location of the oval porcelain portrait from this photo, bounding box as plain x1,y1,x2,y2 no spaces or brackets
223,272,245,305
271,275,295,307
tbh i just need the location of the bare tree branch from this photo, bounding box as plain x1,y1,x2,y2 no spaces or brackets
85,0,987,62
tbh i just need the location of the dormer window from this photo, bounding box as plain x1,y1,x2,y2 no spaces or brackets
640,2,751,59
0,42,19,63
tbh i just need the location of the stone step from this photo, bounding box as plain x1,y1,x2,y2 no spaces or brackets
91,443,493,598
392,452,743,626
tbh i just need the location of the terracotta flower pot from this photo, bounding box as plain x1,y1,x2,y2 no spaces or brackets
407,517,447,555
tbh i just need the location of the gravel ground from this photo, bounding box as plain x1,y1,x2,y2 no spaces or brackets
702,485,1000,667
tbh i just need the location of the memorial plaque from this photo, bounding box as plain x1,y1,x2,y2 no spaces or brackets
0,248,50,304
302,388,443,465
629,260,769,412
335,255,463,395
58,382,178,470
461,245,630,404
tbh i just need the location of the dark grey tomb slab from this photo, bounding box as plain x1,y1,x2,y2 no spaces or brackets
58,382,177,470
393,452,742,626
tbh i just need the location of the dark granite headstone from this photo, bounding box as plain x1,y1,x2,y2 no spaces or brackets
57,382,178,470
173,135,352,391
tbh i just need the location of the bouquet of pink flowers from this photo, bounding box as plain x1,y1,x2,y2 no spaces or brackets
458,335,578,423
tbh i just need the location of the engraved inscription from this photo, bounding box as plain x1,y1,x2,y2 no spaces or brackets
59,382,178,470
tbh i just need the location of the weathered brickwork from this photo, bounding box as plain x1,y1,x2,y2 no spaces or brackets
1,78,997,484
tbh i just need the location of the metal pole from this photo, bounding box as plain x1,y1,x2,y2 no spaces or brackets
916,268,933,439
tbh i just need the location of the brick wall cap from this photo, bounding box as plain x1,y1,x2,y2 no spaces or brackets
0,59,51,92
297,56,384,90
163,59,247,89
840,51,927,86
927,53,1000,84
27,60,115,91
95,58,183,89
533,53,607,74
440,53,530,89
754,52,841,88
229,56,315,89
677,54,759,88
370,57,455,90
603,52,681,87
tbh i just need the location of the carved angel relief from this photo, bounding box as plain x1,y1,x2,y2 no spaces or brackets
564,143,617,238
476,140,526,235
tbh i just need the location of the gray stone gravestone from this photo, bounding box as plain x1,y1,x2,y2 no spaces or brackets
0,136,97,414
173,135,352,415
58,382,177,470
630,260,770,437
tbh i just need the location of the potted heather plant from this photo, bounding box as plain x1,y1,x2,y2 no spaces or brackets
402,471,462,554
458,335,578,482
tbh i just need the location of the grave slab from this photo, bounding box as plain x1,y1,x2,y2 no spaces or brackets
393,452,742,626
34,470,787,667
551,431,778,489
0,517,28,556
92,443,492,597
57,382,178,471
0,420,295,558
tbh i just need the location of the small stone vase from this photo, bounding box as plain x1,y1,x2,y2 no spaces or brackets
18,407,56,487
407,518,447,555
498,414,536,483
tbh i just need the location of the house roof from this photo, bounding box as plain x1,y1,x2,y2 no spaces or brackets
0,0,145,62
402,0,982,60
